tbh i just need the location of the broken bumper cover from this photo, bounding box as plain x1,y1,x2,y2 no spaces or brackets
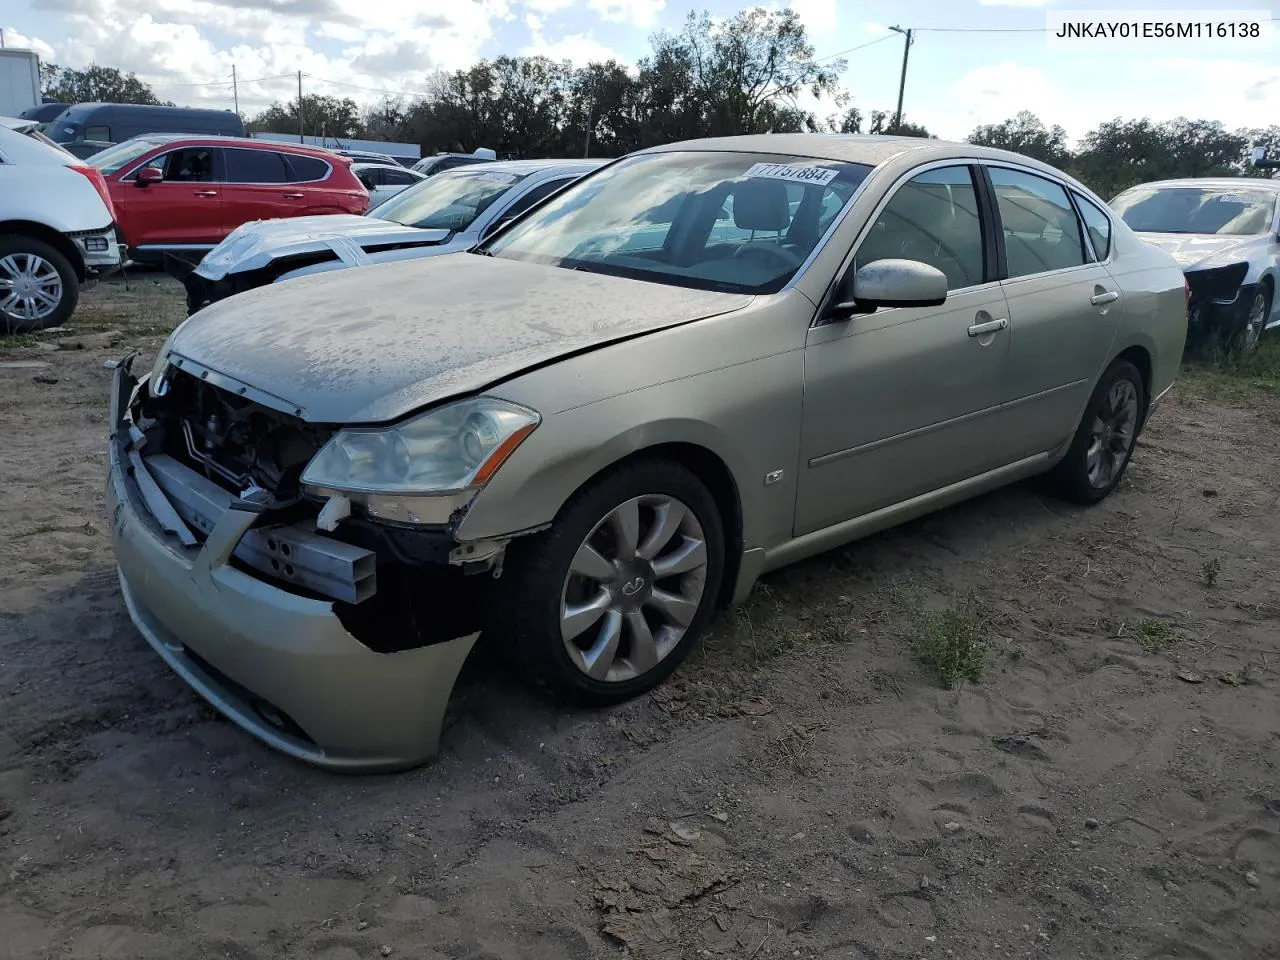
106,360,479,772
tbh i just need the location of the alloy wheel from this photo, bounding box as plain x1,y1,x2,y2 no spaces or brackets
560,494,709,683
1243,290,1267,353
0,253,64,325
1085,378,1139,489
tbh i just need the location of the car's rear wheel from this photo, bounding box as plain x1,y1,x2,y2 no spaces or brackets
1047,358,1146,505
493,459,725,705
0,236,78,333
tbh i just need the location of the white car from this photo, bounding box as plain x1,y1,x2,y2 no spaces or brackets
0,115,123,331
1111,177,1280,352
350,162,426,201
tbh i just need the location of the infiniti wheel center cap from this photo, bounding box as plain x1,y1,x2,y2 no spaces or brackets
614,561,654,607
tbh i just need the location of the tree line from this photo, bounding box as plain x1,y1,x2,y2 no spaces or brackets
40,7,1279,200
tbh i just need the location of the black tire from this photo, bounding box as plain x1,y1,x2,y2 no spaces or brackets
0,234,79,334
1047,358,1147,505
492,458,726,706
1241,283,1272,354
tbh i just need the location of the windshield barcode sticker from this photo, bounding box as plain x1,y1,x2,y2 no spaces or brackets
1213,194,1251,203
745,162,838,185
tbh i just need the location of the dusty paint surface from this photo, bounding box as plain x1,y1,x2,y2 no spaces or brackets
171,253,751,424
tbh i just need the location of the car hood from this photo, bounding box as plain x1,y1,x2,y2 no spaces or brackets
167,254,753,424
194,215,451,280
1134,232,1262,270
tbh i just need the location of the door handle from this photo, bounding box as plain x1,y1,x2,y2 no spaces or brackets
967,317,1008,337
1090,290,1120,306
281,192,305,200
192,190,218,198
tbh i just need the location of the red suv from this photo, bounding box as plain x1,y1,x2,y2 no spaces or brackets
88,135,369,259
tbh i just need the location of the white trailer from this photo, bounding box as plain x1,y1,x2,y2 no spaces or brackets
0,48,41,118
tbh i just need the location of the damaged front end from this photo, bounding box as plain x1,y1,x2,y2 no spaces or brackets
1183,261,1255,349
106,352,503,770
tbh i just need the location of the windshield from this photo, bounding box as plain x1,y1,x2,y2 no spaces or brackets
1112,185,1278,236
46,119,84,144
370,168,527,231
483,151,872,294
87,138,164,175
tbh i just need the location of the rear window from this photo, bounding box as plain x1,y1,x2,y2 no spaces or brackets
225,148,290,183
287,155,330,182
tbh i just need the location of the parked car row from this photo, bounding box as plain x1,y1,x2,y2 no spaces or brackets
108,133,1192,771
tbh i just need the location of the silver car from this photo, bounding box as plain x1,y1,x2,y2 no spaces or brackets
171,158,603,312
108,134,1187,770
1111,178,1280,352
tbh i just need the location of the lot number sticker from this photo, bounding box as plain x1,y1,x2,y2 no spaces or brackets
745,162,838,186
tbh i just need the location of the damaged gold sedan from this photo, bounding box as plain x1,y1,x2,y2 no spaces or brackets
108,135,1187,770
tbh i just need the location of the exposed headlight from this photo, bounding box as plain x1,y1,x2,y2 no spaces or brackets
300,397,539,525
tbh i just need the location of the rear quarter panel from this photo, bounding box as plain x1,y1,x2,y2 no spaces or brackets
1105,225,1187,405
458,291,815,553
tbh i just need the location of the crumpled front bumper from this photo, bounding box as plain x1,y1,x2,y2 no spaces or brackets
106,358,479,772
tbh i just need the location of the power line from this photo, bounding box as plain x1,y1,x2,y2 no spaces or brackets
815,33,896,63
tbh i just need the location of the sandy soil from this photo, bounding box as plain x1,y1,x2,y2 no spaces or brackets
1,272,1277,960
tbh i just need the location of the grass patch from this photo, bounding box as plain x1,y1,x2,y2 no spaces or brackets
1131,617,1178,654
0,334,39,351
910,602,988,690
1201,557,1221,589
1179,339,1280,405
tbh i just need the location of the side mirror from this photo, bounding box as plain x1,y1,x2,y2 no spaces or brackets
828,259,949,318
135,166,163,187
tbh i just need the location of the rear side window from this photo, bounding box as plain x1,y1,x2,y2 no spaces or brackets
225,148,290,183
287,155,330,182
989,167,1087,278
383,168,418,186
1074,194,1112,261
84,125,110,141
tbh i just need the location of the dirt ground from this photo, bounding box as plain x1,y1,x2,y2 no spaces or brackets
1,271,1278,960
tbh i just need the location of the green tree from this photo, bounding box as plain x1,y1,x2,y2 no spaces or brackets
41,64,169,105
247,94,363,140
835,106,931,138
1071,117,1247,198
967,111,1068,165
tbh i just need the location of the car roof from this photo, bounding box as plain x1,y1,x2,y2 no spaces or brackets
448,157,607,175
1118,177,1280,192
122,133,341,158
0,115,37,133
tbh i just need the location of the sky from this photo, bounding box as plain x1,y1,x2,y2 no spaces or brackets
2,0,1277,142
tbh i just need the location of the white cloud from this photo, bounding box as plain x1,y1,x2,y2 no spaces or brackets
861,21,890,36
0,25,56,58
522,28,624,66
788,0,836,35
586,0,663,28
523,0,576,12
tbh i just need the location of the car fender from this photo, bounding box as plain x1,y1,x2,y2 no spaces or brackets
0,165,111,234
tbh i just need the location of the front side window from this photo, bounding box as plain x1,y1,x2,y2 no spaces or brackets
144,148,216,182
1111,185,1278,237
854,165,985,291
224,148,290,184
989,167,1087,279
372,168,528,231
83,125,111,141
1075,193,1112,260
484,151,872,295
383,168,418,186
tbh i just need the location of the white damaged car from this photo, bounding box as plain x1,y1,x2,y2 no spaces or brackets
168,158,602,314
1111,177,1279,352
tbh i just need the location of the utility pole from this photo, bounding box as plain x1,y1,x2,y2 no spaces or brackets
231,65,239,117
889,25,913,133
297,70,304,143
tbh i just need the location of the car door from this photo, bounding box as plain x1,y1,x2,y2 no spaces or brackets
117,146,224,250
983,164,1125,454
795,163,1013,536
222,148,305,235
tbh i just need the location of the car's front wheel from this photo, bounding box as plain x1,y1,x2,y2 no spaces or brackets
1240,284,1272,354
494,459,725,705
1047,358,1146,505
0,236,79,333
